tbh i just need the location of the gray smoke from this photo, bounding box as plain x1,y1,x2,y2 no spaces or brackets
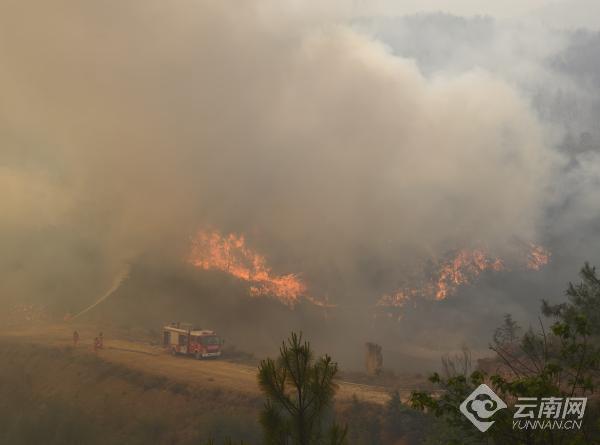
2,1,600,368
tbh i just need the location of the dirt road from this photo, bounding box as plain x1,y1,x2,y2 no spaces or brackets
0,323,393,405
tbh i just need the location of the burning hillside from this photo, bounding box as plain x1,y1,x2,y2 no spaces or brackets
378,244,551,308
188,229,308,306
188,229,551,312
527,243,551,271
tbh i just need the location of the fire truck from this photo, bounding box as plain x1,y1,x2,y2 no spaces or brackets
162,322,223,359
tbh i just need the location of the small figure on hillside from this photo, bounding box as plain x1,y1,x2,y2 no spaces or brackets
98,332,104,349
93,336,100,352
72,330,80,347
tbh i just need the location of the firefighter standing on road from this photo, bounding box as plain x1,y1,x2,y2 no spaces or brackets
72,330,79,347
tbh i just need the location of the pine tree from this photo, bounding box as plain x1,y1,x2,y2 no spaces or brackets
257,332,347,445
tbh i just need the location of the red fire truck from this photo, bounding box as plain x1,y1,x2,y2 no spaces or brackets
162,322,223,359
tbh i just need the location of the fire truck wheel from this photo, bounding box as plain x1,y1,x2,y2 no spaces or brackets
195,352,202,360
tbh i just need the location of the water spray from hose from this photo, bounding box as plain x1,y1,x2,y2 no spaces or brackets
70,264,131,320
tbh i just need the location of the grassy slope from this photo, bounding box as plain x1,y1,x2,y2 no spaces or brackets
0,340,262,444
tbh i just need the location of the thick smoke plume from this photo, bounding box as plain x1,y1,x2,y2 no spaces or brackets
5,1,600,370
0,2,559,305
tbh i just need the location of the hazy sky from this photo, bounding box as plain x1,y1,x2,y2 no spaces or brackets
344,0,600,28
358,0,551,17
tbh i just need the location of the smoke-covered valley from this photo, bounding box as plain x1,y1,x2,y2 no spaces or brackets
2,1,600,371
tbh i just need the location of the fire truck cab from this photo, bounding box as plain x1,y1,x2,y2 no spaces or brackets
162,322,222,359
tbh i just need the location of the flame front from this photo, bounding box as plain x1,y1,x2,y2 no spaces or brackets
379,243,551,307
434,249,505,300
189,229,550,310
527,243,551,271
188,229,306,306
379,249,505,307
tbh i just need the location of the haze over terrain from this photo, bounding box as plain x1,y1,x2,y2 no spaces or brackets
2,0,600,369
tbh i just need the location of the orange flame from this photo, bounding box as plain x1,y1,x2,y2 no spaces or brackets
434,249,505,300
379,249,505,307
379,244,550,307
188,229,307,306
527,243,551,271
